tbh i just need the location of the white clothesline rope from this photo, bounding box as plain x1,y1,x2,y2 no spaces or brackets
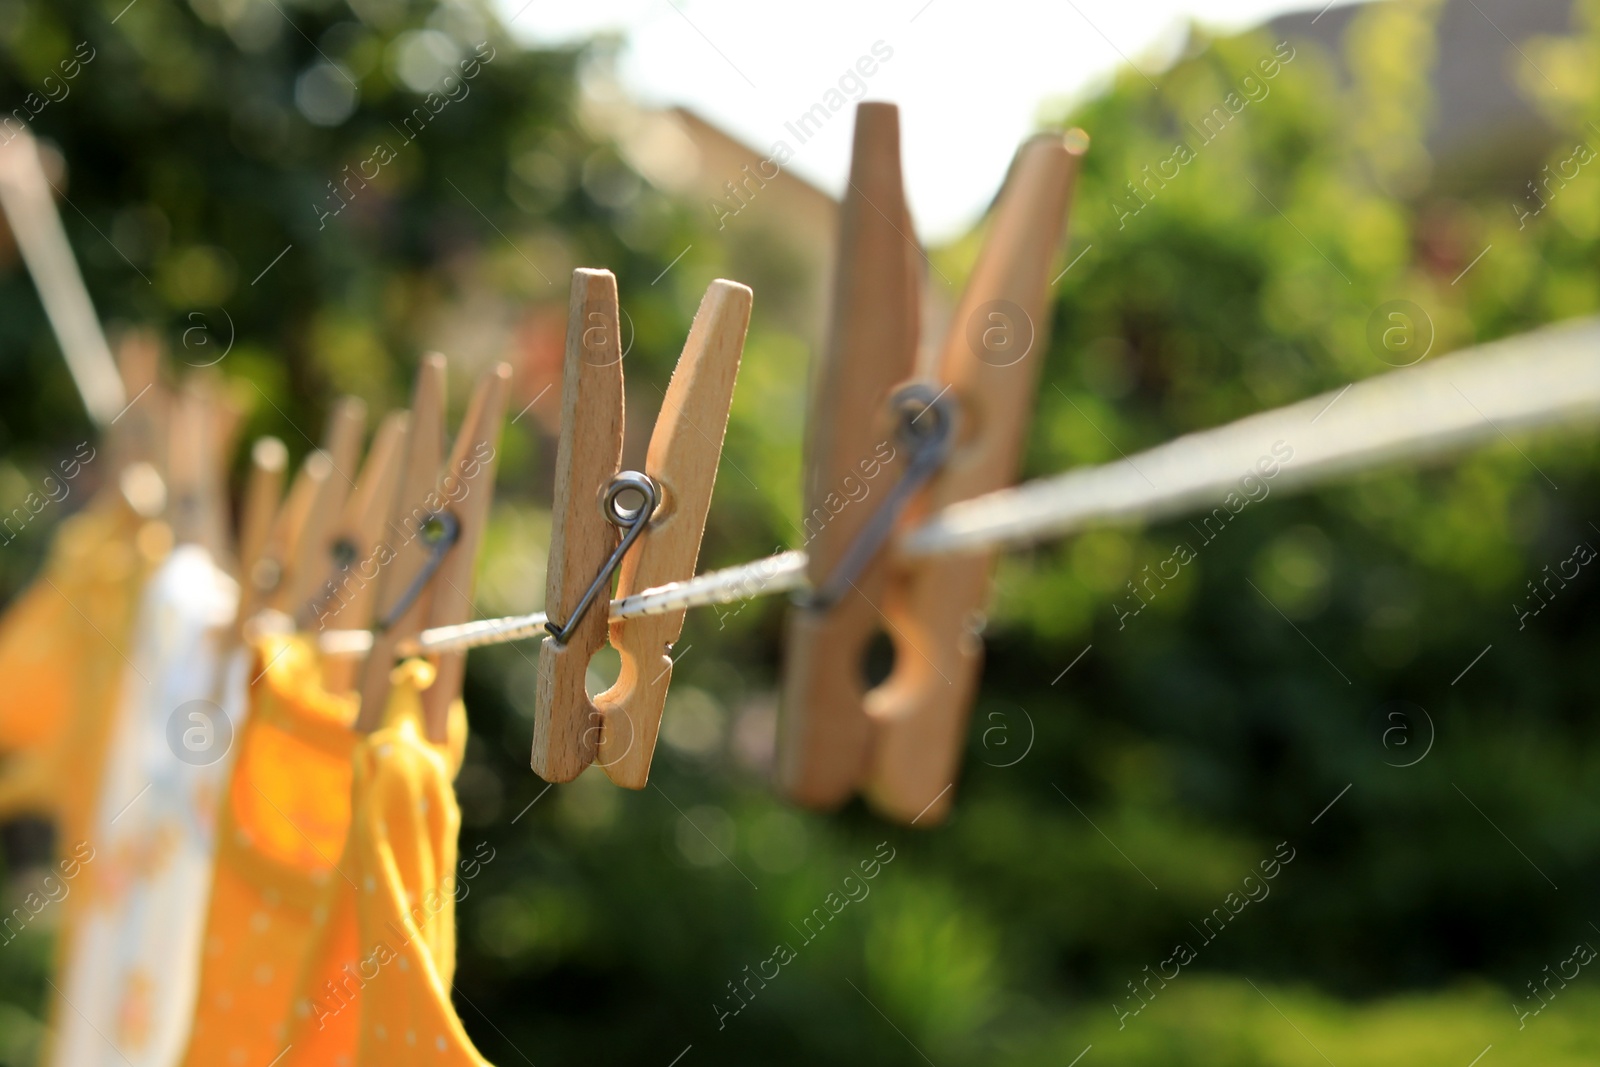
904,314,1600,556
317,315,1600,658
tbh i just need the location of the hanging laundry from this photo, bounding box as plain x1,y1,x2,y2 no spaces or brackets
0,499,164,830
47,543,243,1067
280,658,484,1067
178,632,359,1067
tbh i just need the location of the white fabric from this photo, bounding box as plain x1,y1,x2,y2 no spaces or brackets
50,545,245,1067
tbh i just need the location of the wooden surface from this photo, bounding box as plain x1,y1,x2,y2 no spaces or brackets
597,280,751,788
283,397,365,618
197,369,248,568
777,102,921,809
235,436,286,629
163,372,240,560
262,449,328,614
865,131,1085,825
357,356,446,731
107,330,167,480
166,381,209,549
531,269,625,783
421,362,511,739
315,411,408,691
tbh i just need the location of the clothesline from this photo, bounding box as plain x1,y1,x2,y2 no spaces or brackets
315,314,1600,658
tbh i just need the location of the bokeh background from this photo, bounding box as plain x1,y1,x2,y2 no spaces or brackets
2,0,1600,1063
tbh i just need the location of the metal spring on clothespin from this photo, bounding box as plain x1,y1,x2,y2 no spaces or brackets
799,384,957,611
543,471,659,644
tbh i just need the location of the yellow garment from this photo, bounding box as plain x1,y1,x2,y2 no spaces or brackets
0,571,73,753
179,633,359,1067
280,660,483,1067
0,500,160,833
2,502,166,1067
0,503,123,752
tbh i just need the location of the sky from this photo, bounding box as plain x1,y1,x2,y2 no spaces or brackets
493,0,1357,238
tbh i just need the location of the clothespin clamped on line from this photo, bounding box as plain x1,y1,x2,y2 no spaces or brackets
355,358,512,739
249,397,366,620
531,268,752,787
778,101,1086,826
235,359,509,737
168,371,245,561
309,409,410,692
104,331,170,521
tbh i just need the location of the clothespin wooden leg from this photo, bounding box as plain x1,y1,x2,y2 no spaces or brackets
315,410,409,691
283,397,366,619
530,269,624,782
167,380,211,548
597,279,752,788
420,363,511,740
257,397,365,617
357,357,447,731
777,102,922,810
235,436,286,629
865,131,1087,826
351,359,510,736
109,329,168,479
260,450,330,613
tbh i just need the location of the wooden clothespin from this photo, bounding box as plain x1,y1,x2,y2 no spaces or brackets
779,102,1086,825
531,269,752,785
597,280,751,788
107,330,167,482
166,378,216,551
777,102,921,811
257,450,329,615
280,396,365,614
530,270,625,783
235,436,286,631
419,364,510,735
258,398,364,616
356,359,511,740
168,372,246,561
311,410,408,691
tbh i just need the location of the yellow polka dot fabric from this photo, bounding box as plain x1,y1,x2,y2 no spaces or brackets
178,633,359,1067
280,659,486,1067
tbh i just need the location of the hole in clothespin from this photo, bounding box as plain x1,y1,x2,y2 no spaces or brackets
862,629,895,689
891,385,955,447
584,645,623,699
330,536,359,570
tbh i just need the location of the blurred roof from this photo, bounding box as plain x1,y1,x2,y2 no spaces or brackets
1269,0,1579,188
